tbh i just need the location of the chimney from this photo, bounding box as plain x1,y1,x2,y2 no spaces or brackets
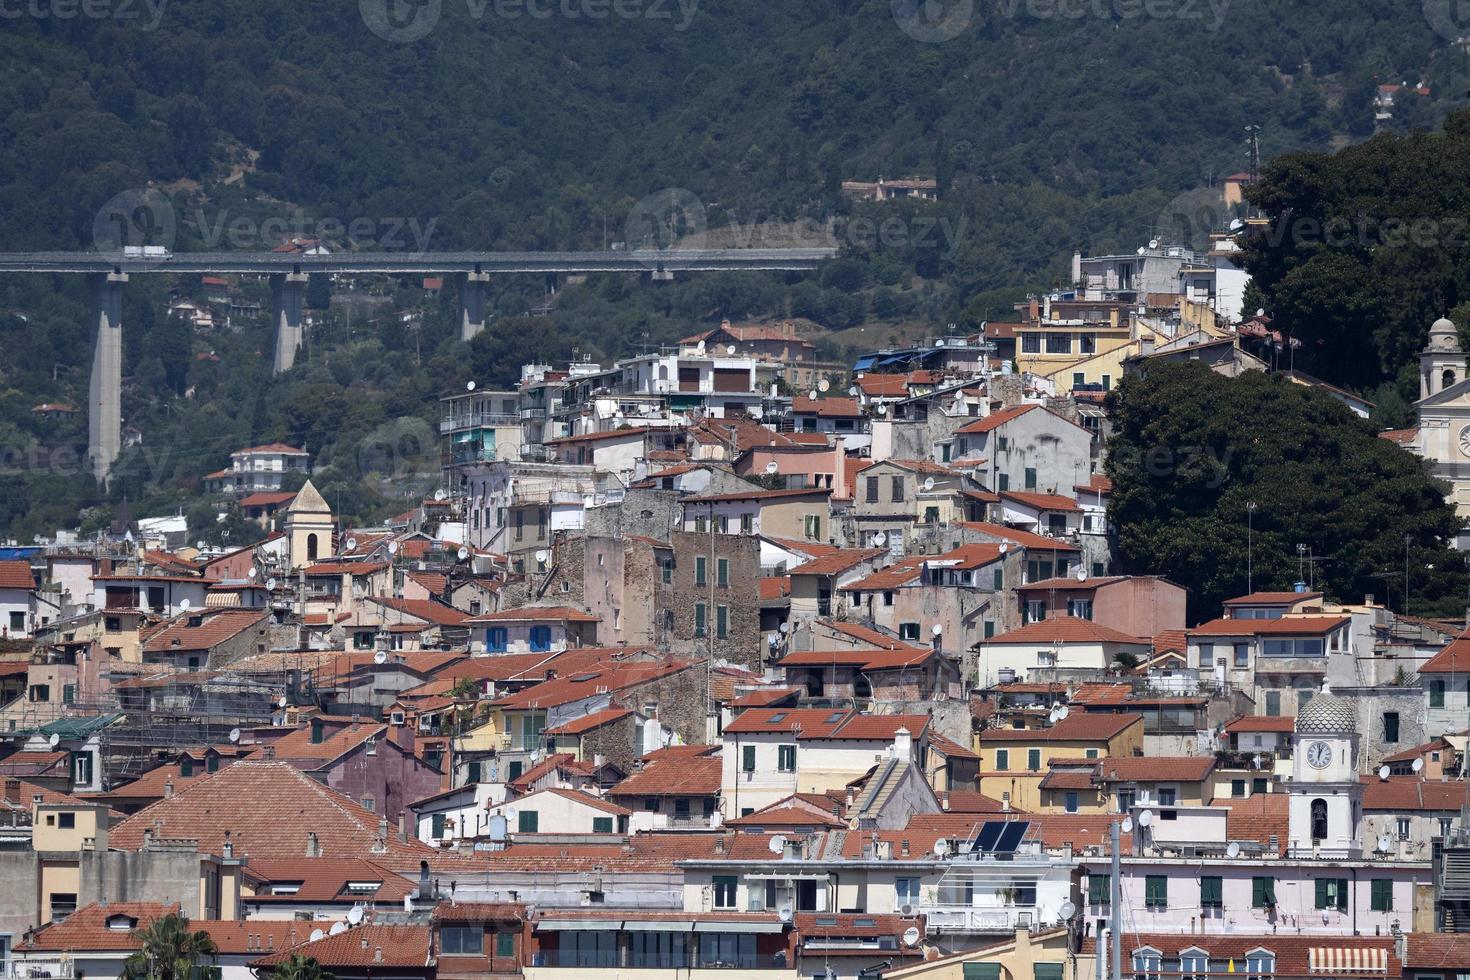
305,831,320,858
417,859,431,899
163,777,174,799
378,818,389,841
893,727,913,759
1071,249,1083,285
941,792,951,812
223,830,233,860
1364,594,1375,606
263,745,276,760
3,778,19,803
715,834,726,855
900,838,910,857
361,937,370,951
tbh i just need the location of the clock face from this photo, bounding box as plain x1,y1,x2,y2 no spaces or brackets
1306,741,1333,770
1460,425,1470,456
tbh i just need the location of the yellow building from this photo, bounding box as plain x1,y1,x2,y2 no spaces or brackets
1035,755,1216,814
975,713,1143,813
885,926,1075,980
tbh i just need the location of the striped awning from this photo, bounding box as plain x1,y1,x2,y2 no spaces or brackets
1309,948,1389,973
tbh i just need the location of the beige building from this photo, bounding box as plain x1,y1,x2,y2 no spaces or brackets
976,713,1143,812
283,480,334,569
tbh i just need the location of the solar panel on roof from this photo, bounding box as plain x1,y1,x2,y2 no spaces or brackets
995,821,1029,853
768,713,787,723
974,821,1005,852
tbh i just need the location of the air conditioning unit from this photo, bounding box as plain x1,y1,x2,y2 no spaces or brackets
900,904,917,916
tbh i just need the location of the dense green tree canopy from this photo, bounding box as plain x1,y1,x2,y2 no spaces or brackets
1106,363,1466,620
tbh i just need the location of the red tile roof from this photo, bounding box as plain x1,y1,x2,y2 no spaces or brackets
304,561,389,577
544,706,632,735
1420,638,1470,673
1221,793,1289,856
142,608,269,655
1224,714,1295,734
239,491,298,508
763,537,842,558
610,753,723,798
723,708,929,741
249,924,432,970
788,549,887,576
1404,934,1470,970
492,660,695,710
778,647,935,671
1381,738,1451,764
248,722,387,767
958,522,1081,552
1362,775,1470,812
1077,934,1397,977
999,490,1081,512
954,404,1039,434
1096,756,1214,782
468,605,598,623
544,426,656,446
792,396,862,417
21,902,179,952
984,616,1147,645
759,576,792,600
976,712,1143,743
726,799,845,828
241,857,417,903
840,558,926,592
687,486,832,504
0,560,36,591
108,761,435,859
815,619,920,651
1223,591,1324,605
235,443,308,456
729,686,802,707
1190,615,1349,636
368,597,470,627
1075,474,1113,494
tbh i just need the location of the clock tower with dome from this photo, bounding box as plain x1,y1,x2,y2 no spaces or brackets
1412,315,1470,547
1286,690,1363,859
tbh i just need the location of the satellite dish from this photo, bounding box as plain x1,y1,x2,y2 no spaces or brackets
1378,765,1391,781
229,727,241,743
457,546,470,561
873,532,887,547
48,733,60,748
534,549,549,564
328,922,348,936
771,834,791,855
931,623,943,637
310,929,325,942
467,380,477,391
808,390,819,401
1149,239,1160,249
999,543,1009,553
1378,833,1392,853
345,537,358,551
726,345,737,355
778,622,789,634
750,406,764,420
777,905,794,924
696,340,707,353
347,906,365,926
819,379,831,392
766,461,779,475
433,489,448,502
1138,809,1154,827
179,598,191,611
195,540,206,551
1076,565,1088,582
388,541,399,555
374,650,389,665
1120,817,1133,833
876,404,888,415
847,387,859,397
1226,842,1241,859
266,577,277,591
921,477,935,492
1058,901,1077,920
248,567,258,579
1413,757,1426,773
902,926,922,947
932,838,949,858
1055,704,1070,720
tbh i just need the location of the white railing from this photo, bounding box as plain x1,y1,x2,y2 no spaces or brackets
921,906,1040,933
7,959,77,978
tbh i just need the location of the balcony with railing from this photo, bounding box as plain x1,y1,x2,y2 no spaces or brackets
529,950,786,971
921,904,1042,933
441,411,520,434
6,960,77,979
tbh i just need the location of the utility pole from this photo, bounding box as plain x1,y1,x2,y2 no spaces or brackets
1110,819,1123,980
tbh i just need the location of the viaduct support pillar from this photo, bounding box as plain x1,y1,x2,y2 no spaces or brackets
460,272,490,342
271,272,308,374
87,272,126,486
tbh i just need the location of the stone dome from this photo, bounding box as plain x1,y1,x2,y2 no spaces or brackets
1429,316,1462,352
1295,693,1357,735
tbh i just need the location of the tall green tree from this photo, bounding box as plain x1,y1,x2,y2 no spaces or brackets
121,913,219,980
1106,363,1466,620
269,955,336,980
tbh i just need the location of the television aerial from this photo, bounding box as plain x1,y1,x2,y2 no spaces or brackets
726,345,737,355
467,380,477,391
778,905,794,924
1055,704,1070,720
433,489,448,502
876,404,888,415
1377,833,1392,853
932,838,949,858
931,623,943,637
374,650,389,665
696,340,707,353
248,567,258,579
818,379,831,393
195,540,206,551
1378,765,1391,781
902,926,922,947
750,407,764,420
808,390,819,401
1226,842,1241,859
873,532,887,547
999,543,1009,553
179,598,191,611
1076,565,1088,582
388,540,399,555
1120,817,1133,833
48,733,61,748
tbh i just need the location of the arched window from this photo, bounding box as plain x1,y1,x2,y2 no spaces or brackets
306,533,319,561
1311,798,1329,841
1445,369,1457,390
854,673,873,699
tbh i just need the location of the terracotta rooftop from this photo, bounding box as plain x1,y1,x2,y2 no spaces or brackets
1362,775,1470,812
1189,615,1350,636
723,707,929,741
984,616,1147,646
249,924,432,970
958,522,1081,552
493,660,694,711
1096,756,1214,782
1224,714,1295,734
976,712,1143,743
1223,591,1324,605
21,902,178,952
544,706,632,735
468,605,598,623
788,549,887,576
241,857,417,903
0,560,35,591
998,490,1082,513
954,404,1039,434
1220,792,1289,856
1077,934,1397,977
610,752,723,798
141,608,269,655
777,647,936,671
108,761,436,860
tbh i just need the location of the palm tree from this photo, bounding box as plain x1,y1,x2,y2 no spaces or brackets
270,954,336,980
121,912,219,980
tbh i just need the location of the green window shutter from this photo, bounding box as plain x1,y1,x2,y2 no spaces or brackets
1315,878,1328,908
742,744,756,772
1035,964,1064,980
696,556,707,585
993,568,1003,589
592,816,613,833
431,813,445,837
1201,876,1222,907
1337,879,1349,911
1253,877,1275,907
964,964,1002,980
995,749,1008,771
496,932,515,958
1371,879,1393,911
1027,748,1041,771
1089,873,1109,905
717,558,729,587
518,810,539,833
1145,876,1167,907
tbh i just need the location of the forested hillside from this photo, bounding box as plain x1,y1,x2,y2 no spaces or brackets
0,0,1464,535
